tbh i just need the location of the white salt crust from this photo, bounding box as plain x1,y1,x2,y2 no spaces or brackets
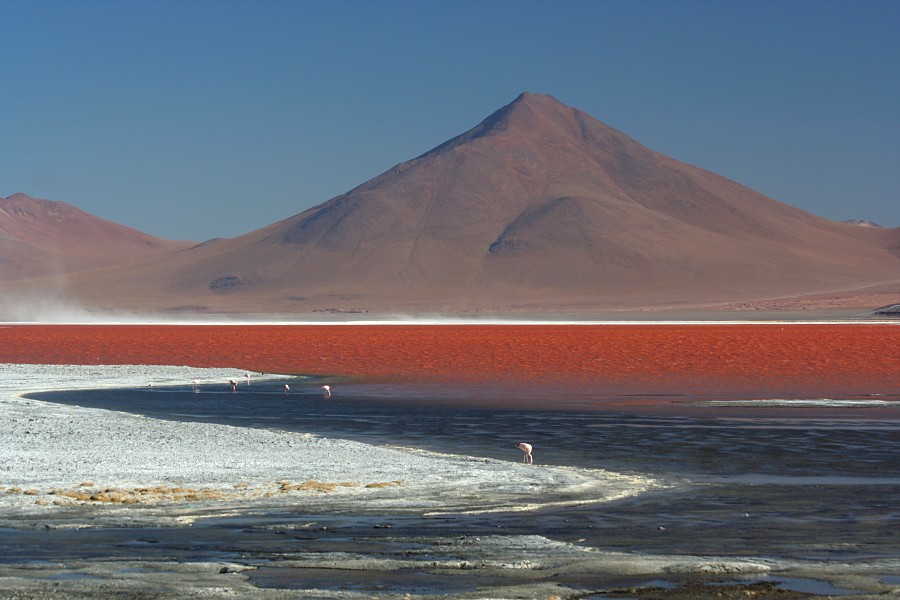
0,363,658,521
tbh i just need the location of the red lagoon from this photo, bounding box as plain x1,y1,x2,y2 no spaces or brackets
2,324,897,398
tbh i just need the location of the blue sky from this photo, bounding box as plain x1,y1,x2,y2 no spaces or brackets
3,0,898,240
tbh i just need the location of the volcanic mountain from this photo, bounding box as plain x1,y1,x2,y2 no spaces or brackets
0,193,192,282
29,93,900,314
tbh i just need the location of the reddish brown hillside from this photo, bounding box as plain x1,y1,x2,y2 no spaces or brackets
0,193,193,281
24,94,900,314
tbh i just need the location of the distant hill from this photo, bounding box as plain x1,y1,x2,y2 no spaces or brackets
9,94,900,315
842,219,883,228
872,304,900,316
0,193,193,282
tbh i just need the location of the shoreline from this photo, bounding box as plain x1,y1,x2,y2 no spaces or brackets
2,363,898,598
1,364,656,527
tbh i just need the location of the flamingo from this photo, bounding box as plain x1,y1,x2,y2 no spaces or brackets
192,379,199,390
322,385,331,396
515,442,533,465
245,373,251,385
284,384,290,395
229,379,238,392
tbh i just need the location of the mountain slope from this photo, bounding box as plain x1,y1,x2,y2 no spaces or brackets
0,193,193,282
53,94,900,313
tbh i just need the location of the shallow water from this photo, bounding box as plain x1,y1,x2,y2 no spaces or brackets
30,378,900,478
28,379,900,553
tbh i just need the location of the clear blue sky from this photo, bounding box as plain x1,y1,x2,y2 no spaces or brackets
3,0,898,240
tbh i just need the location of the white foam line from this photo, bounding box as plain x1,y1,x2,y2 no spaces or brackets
424,490,646,516
701,399,896,408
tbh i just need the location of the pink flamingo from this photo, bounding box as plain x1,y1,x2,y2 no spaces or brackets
245,373,251,385
229,379,238,392
322,385,331,396
284,384,290,395
192,379,199,390
515,442,533,464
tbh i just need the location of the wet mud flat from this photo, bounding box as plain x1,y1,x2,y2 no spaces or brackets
4,379,900,597
3,487,899,599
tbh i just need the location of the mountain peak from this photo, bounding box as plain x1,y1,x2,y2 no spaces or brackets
4,192,33,202
510,91,569,109
508,91,562,106
499,92,578,127
843,219,883,228
2,193,77,222
479,91,575,129
16,95,900,315
414,92,603,166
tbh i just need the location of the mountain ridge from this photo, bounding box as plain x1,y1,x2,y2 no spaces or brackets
4,93,899,315
0,193,193,282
